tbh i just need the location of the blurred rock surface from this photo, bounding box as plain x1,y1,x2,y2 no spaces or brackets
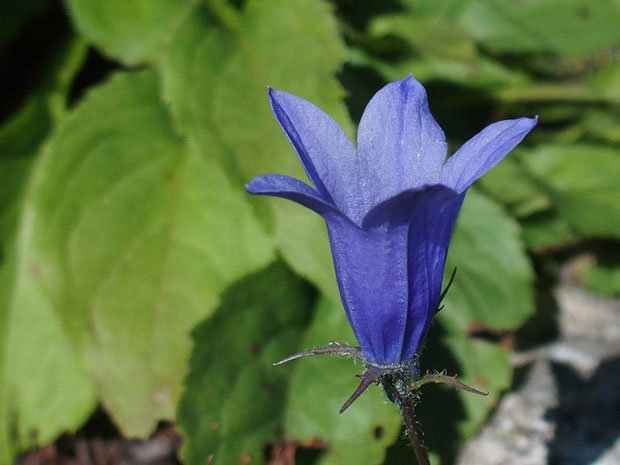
458,258,620,465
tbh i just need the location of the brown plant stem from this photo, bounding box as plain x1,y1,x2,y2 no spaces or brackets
401,397,430,465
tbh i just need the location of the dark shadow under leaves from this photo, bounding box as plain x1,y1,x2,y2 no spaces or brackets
546,358,620,465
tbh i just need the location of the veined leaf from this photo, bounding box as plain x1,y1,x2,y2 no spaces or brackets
178,261,316,465
22,70,273,435
64,0,192,64
163,0,349,303
523,144,620,238
459,0,620,57
0,38,91,465
443,190,534,331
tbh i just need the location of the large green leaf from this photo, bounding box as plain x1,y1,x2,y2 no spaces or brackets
442,190,534,331
351,0,530,90
63,0,192,64
523,144,620,238
162,0,349,301
24,70,273,435
0,38,91,465
459,0,620,57
178,261,316,465
284,297,402,465
179,274,401,465
0,242,97,465
273,200,340,302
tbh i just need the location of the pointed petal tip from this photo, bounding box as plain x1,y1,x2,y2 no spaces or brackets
440,114,538,192
245,174,295,196
245,176,263,195
245,181,256,194
267,86,276,101
395,73,424,92
267,86,289,103
510,115,538,138
267,86,283,105
524,115,539,127
512,115,538,132
404,73,419,85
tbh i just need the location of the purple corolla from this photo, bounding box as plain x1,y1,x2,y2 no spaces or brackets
247,75,536,367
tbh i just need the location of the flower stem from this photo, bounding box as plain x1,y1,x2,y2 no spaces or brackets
380,369,430,465
401,396,430,465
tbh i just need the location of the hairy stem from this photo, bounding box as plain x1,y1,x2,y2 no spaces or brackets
401,397,430,465
380,369,430,465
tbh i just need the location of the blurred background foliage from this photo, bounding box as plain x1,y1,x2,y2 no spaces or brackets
0,0,618,464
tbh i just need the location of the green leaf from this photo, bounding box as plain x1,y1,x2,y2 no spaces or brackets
284,297,402,465
521,212,579,251
0,100,49,246
64,0,192,65
592,61,620,104
0,246,97,465
577,258,620,297
0,39,91,464
369,14,478,62
442,190,534,331
0,38,88,245
178,261,316,465
24,70,273,435
440,336,511,439
349,45,529,92
581,109,620,143
523,144,620,238
399,0,477,19
352,0,530,90
273,200,340,302
477,154,552,217
179,277,401,465
162,0,350,301
459,0,620,57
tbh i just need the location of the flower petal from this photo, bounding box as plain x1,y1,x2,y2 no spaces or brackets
246,174,339,217
325,214,410,364
356,75,447,206
440,116,538,193
361,185,465,362
268,88,366,221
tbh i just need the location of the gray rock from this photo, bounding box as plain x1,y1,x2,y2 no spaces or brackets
457,260,620,465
